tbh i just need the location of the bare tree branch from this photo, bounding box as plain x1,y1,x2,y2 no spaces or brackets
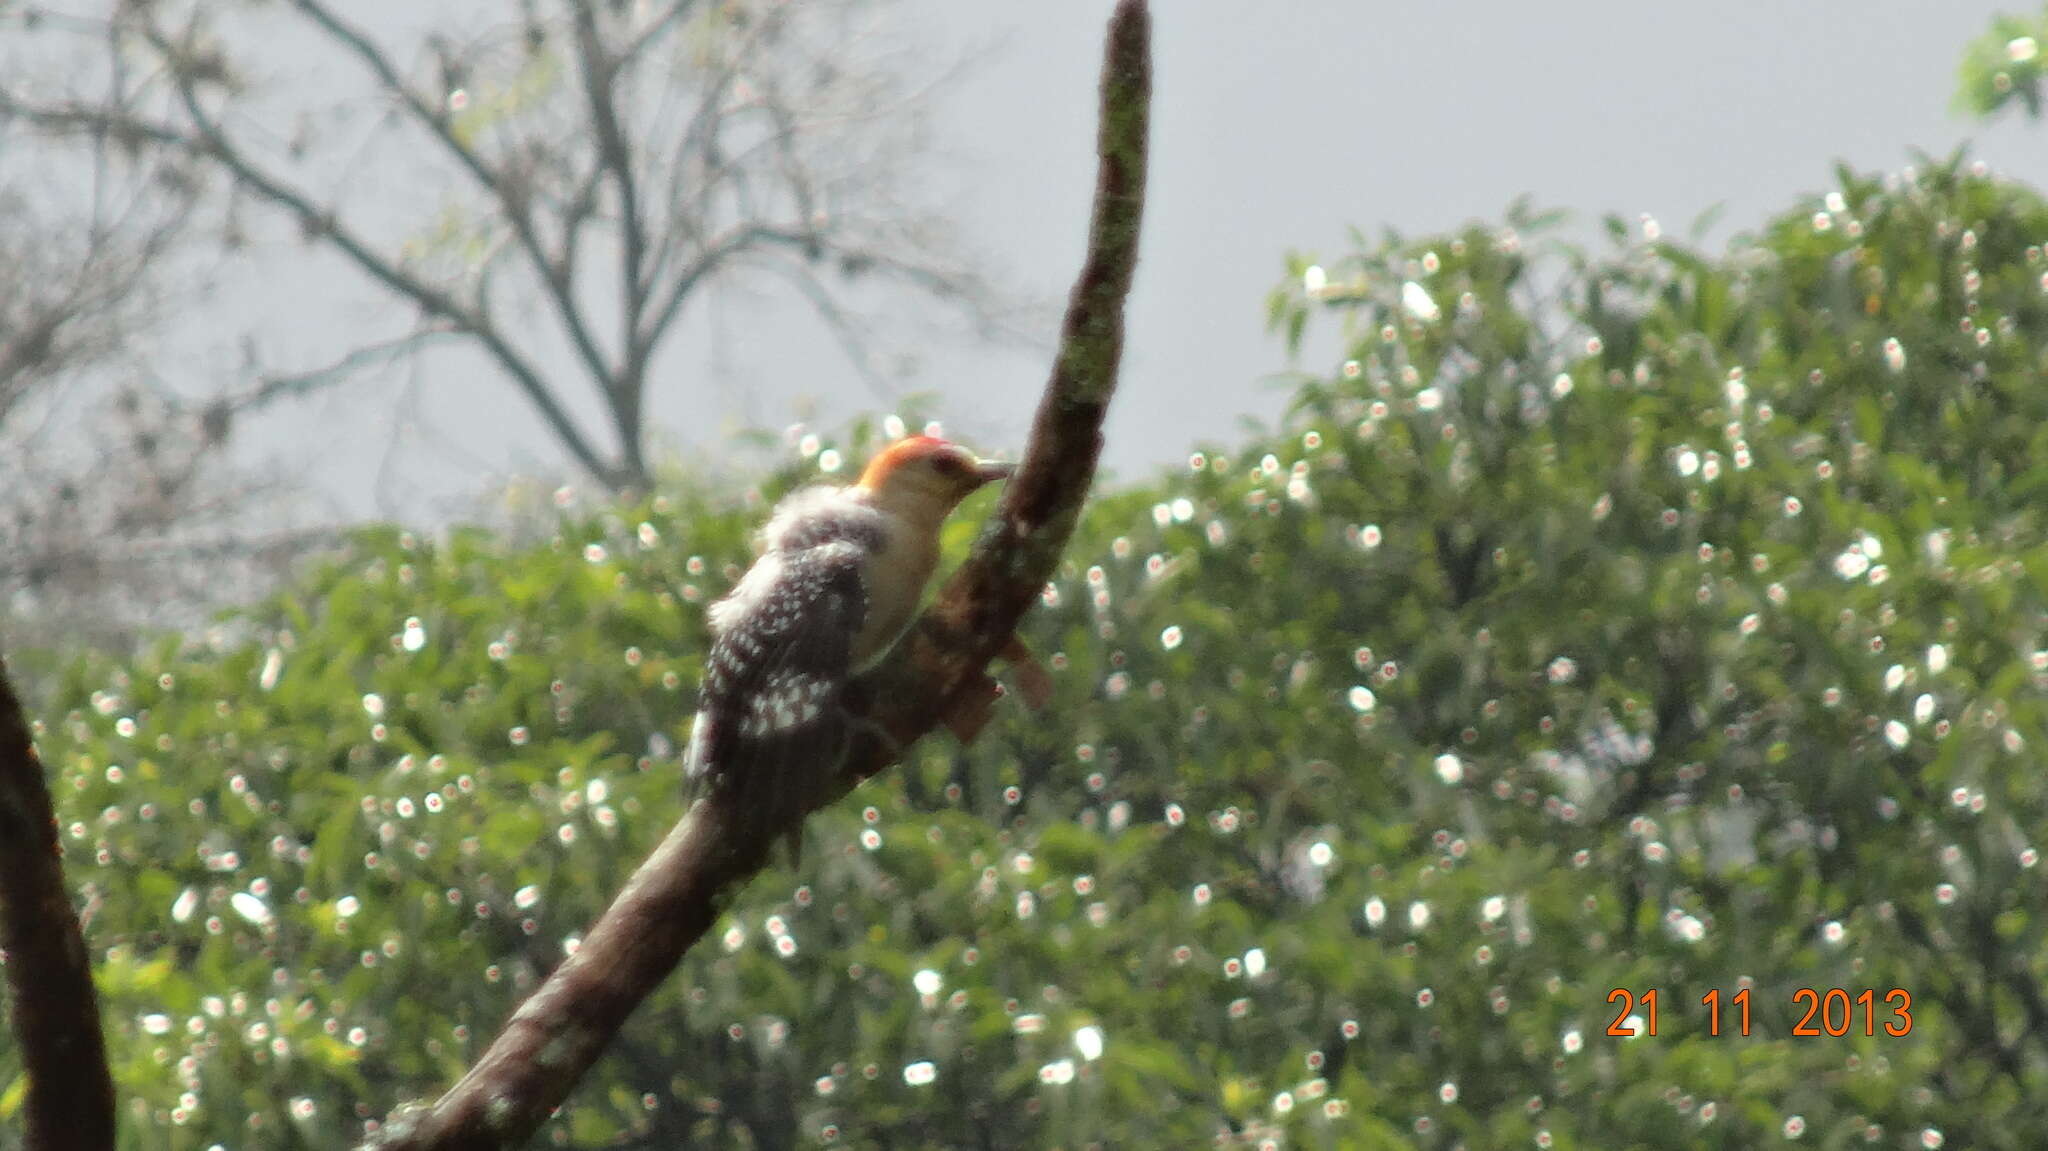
361,3,1149,1145
640,221,809,348
0,37,623,485
288,0,623,413
0,65,310,648
5,1,1026,493
763,253,900,396
615,0,706,69
160,18,628,486
569,0,649,476
0,172,187,427
234,325,458,412
0,656,117,1151
643,12,776,290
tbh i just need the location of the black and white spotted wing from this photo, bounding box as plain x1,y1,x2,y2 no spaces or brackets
685,539,869,815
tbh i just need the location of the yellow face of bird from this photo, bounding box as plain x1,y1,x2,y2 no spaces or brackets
856,436,1014,512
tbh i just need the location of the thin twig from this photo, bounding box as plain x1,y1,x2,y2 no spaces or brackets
236,326,458,411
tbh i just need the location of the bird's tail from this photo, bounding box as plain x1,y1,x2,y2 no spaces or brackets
681,709,805,868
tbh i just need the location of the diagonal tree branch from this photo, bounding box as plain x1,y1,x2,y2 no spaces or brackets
0,656,117,1151
639,221,813,348
615,0,705,70
839,0,1150,785
234,325,459,413
361,3,1149,1146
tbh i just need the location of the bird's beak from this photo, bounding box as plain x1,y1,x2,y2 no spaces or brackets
973,458,1018,486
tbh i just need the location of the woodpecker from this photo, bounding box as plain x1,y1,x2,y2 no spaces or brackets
683,436,1016,825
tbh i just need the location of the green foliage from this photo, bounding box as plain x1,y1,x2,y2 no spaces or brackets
7,157,2048,1149
1957,8,2048,119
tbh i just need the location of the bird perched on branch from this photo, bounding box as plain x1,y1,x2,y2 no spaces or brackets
683,436,1047,838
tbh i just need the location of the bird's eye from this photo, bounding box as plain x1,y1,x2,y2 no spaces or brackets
933,454,969,478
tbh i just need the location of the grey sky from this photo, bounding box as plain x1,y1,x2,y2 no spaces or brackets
205,1,2045,521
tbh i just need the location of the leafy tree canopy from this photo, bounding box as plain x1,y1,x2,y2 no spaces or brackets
7,155,2048,1149
1959,6,2048,120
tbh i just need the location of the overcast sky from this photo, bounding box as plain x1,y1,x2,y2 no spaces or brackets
200,1,2048,522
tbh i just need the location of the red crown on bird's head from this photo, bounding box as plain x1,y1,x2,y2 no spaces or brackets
857,435,959,489
855,435,1016,495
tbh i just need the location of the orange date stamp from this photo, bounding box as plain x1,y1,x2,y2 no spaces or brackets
1605,987,1914,1037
